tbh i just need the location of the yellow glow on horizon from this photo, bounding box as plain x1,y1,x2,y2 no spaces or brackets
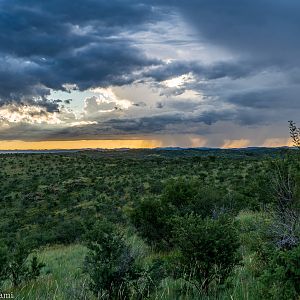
262,138,293,147
222,139,250,149
0,140,162,150
0,137,293,150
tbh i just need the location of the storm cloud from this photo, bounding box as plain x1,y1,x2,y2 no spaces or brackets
0,0,161,107
0,0,299,146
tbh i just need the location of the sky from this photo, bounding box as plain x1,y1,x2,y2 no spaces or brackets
0,0,298,149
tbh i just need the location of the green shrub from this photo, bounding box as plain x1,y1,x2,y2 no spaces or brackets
128,196,173,249
258,245,300,299
162,178,227,218
129,179,228,250
0,239,45,287
84,219,153,299
162,178,198,208
172,214,241,292
0,242,9,287
54,218,85,244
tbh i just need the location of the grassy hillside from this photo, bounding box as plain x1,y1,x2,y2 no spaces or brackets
11,245,90,300
0,148,299,299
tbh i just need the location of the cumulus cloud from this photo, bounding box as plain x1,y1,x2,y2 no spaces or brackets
83,88,133,121
0,104,61,125
84,96,116,115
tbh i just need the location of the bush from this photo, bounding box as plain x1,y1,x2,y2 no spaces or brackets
258,245,300,299
0,239,45,287
0,242,9,287
172,214,241,292
129,179,228,250
128,196,173,249
162,178,198,208
162,178,227,218
84,219,151,299
54,218,85,244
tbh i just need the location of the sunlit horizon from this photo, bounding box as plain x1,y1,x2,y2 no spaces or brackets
0,138,293,151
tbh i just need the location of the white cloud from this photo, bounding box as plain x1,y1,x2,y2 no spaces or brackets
0,105,62,126
163,73,194,88
84,88,132,116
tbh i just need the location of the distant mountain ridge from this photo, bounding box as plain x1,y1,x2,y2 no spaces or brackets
0,146,292,154
154,146,290,151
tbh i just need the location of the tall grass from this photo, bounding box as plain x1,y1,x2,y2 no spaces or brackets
7,217,263,299
11,244,94,300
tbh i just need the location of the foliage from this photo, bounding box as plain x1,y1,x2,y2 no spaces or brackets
128,196,173,249
0,147,299,298
0,148,280,247
172,214,241,292
258,245,300,299
162,178,229,218
84,219,152,299
0,242,9,287
289,120,300,149
0,239,45,287
129,178,230,250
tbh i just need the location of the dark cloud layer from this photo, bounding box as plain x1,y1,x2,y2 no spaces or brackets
1,0,300,143
145,60,264,82
228,86,300,109
0,0,161,109
165,0,300,130
170,0,300,65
